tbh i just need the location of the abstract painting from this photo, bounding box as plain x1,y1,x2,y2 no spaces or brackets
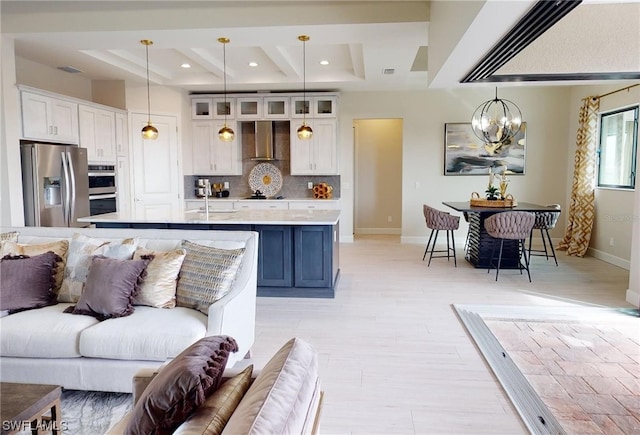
444,122,526,175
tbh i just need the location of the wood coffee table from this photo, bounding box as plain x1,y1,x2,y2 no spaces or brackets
0,383,62,434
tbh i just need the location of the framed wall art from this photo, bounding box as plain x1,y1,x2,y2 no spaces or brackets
444,122,526,175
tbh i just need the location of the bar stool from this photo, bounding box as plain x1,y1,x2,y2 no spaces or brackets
484,211,535,281
528,204,561,266
422,204,460,267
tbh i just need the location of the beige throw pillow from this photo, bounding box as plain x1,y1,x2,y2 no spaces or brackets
173,365,253,435
0,240,69,294
0,231,19,242
223,338,319,435
133,247,186,308
58,234,137,303
176,241,245,315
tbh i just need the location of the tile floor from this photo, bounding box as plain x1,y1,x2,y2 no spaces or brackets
245,235,635,434
485,315,639,434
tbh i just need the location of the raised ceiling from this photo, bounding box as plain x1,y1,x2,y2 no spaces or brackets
1,0,638,93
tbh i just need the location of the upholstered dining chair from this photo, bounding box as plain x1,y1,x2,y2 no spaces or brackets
484,211,535,281
422,204,460,267
528,204,561,266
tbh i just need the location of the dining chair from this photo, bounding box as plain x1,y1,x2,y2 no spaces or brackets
528,204,561,266
422,204,460,267
484,211,535,281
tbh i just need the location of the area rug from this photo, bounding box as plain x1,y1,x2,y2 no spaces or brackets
59,390,131,434
454,304,640,435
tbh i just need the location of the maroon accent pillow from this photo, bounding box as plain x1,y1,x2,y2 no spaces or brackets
65,255,150,321
0,251,59,313
125,335,239,435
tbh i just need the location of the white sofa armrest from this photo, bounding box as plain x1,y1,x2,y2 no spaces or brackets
205,232,258,366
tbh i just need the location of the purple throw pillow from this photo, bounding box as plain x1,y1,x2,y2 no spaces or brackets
0,251,59,313
65,255,149,321
125,335,239,435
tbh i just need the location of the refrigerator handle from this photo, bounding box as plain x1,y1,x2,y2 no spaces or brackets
61,151,70,226
66,151,77,226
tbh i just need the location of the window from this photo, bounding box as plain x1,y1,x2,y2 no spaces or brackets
597,106,638,189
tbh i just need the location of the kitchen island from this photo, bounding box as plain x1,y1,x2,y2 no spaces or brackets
78,208,340,298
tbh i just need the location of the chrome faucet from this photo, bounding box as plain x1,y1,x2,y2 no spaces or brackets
204,179,211,214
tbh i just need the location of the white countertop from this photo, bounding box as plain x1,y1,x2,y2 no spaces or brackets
186,197,339,202
78,208,340,225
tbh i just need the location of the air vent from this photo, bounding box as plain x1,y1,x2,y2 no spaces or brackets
461,0,581,83
382,68,395,75
57,66,83,74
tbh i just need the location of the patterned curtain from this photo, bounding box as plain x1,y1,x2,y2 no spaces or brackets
558,96,600,257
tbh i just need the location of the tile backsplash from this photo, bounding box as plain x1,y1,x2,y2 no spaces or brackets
186,120,340,199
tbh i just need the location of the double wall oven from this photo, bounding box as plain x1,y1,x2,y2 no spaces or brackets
88,164,117,215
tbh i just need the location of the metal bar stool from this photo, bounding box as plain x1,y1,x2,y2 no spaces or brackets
484,211,535,281
528,204,561,266
422,204,460,267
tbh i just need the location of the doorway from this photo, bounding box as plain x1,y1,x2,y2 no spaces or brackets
130,112,181,217
354,119,403,236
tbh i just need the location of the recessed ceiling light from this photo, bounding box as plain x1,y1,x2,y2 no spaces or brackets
320,60,329,66
181,63,191,68
249,62,258,67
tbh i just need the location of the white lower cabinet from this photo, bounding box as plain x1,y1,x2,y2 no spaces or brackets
192,121,241,175
290,119,337,175
288,200,339,210
233,201,289,210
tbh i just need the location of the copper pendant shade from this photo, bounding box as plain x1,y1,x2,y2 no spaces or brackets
140,39,158,140
218,37,235,142
296,35,313,140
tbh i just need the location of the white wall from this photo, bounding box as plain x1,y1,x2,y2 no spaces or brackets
338,87,573,244
354,119,403,234
566,84,640,269
15,56,92,100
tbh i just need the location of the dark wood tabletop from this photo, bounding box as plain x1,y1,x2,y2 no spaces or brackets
1,383,61,434
443,201,559,213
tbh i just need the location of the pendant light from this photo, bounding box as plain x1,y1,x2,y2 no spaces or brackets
296,35,313,140
471,87,522,145
218,37,234,142
140,39,158,140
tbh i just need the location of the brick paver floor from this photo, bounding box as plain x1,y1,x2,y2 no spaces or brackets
485,316,640,434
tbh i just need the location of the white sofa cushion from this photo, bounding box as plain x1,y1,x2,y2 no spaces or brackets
79,306,208,361
223,337,319,435
0,303,98,358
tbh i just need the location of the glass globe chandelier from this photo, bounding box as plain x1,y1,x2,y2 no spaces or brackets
471,88,522,145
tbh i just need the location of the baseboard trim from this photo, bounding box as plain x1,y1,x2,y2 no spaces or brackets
587,247,630,270
340,234,354,243
626,289,640,308
355,228,401,235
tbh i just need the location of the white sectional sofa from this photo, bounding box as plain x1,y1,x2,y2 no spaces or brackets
0,226,258,393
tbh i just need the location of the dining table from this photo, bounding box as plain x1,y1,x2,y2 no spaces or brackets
442,201,559,269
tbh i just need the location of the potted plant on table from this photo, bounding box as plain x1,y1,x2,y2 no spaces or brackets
485,185,500,200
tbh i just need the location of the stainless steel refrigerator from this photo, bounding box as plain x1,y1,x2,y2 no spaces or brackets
21,142,90,227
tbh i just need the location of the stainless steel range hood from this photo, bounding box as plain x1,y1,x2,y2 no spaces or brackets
251,121,277,161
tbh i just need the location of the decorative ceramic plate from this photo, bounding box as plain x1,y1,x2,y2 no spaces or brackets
248,163,283,198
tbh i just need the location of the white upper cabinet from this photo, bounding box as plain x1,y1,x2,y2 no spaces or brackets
291,96,338,118
192,120,242,175
236,97,263,119
263,96,290,119
191,98,214,119
212,97,235,120
79,104,116,163
290,118,338,175
21,90,79,144
115,112,129,157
